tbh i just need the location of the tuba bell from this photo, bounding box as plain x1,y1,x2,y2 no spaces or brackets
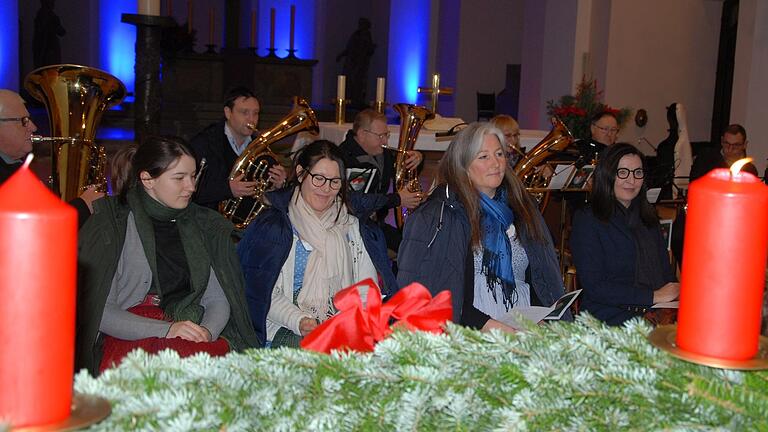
392,103,430,230
514,117,574,184
24,64,126,202
219,97,319,230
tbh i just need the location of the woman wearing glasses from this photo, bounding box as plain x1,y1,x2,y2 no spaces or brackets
238,140,396,347
570,143,679,325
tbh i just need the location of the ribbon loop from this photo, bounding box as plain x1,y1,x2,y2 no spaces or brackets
300,279,452,354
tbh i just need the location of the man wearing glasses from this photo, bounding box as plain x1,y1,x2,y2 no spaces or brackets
0,90,38,184
575,111,620,163
690,124,757,181
338,109,423,254
0,89,103,222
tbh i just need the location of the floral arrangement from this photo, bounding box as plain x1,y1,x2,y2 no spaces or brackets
69,316,767,431
546,78,632,140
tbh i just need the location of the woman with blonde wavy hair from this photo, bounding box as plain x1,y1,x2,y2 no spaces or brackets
397,122,569,332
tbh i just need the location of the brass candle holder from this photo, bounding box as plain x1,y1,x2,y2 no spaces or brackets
335,98,347,124
373,100,387,114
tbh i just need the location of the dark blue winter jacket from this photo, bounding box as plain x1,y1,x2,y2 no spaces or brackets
397,184,570,326
237,187,397,344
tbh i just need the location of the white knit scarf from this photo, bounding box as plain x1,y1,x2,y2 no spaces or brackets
288,188,355,321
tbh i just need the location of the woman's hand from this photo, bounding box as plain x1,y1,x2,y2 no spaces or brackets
167,321,212,342
653,282,680,304
480,319,517,334
299,317,319,336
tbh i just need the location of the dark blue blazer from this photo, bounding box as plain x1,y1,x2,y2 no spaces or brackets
237,188,397,344
570,206,675,325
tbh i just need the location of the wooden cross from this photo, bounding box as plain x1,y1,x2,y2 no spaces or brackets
417,73,454,114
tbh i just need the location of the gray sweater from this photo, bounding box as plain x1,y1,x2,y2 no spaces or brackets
99,213,230,340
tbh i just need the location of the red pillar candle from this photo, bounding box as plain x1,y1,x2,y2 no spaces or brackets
269,7,276,49
0,158,77,427
289,4,295,51
677,165,768,360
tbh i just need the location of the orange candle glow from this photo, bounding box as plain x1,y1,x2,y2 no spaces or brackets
676,161,768,360
0,157,77,427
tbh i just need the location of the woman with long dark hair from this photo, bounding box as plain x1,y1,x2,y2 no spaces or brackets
238,140,396,347
397,122,568,332
76,136,259,375
570,142,679,325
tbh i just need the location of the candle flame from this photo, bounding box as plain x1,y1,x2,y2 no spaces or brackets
730,157,753,176
22,153,34,169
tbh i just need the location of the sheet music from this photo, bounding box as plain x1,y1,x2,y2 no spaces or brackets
547,164,576,190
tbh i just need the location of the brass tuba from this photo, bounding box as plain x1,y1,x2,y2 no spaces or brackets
219,97,318,230
392,103,430,230
514,117,574,188
24,64,126,202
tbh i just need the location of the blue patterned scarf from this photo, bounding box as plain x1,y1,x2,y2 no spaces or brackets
479,186,518,309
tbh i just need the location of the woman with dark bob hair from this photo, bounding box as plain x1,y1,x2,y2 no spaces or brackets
570,142,679,325
398,122,569,332
76,136,259,375
238,140,396,347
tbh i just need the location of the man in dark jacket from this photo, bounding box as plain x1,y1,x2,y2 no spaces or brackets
0,89,100,224
190,87,287,210
338,109,423,252
690,124,758,181
0,90,38,184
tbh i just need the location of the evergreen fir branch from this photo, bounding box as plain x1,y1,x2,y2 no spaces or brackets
73,316,768,431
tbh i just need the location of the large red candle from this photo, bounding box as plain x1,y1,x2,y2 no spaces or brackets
677,166,768,360
0,159,77,427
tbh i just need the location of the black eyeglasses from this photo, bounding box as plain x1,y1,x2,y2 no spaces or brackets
306,171,342,190
0,116,32,127
363,129,390,140
616,168,645,179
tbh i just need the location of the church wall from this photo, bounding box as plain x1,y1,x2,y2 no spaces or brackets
452,0,524,122
518,0,579,131
17,0,100,83
314,0,390,110
601,0,721,155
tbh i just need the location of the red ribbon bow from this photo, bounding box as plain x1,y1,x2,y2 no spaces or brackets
300,279,452,354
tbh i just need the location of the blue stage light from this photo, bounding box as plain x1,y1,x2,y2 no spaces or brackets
387,0,430,105
100,0,136,94
258,0,315,59
0,0,20,89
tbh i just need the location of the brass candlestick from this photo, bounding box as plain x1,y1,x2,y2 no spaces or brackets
373,100,386,114
335,98,347,124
